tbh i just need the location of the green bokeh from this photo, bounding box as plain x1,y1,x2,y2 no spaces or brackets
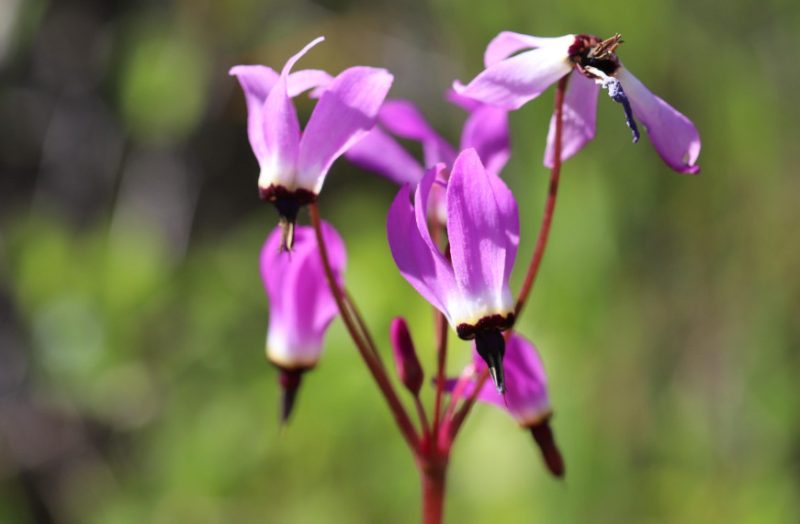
2,0,799,522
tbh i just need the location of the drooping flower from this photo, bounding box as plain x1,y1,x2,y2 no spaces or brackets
260,221,346,422
448,333,564,477
387,148,519,392
345,93,510,188
454,32,701,174
230,37,393,248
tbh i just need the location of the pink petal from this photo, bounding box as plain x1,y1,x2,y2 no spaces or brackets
378,99,456,167
460,104,511,177
544,70,599,168
484,31,573,67
287,69,333,97
259,38,325,187
616,66,701,174
260,222,345,367
229,65,279,163
296,66,394,193
387,173,457,322
470,334,551,425
446,149,518,324
454,39,574,110
345,127,425,185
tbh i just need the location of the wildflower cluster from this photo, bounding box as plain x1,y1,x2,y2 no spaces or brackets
231,31,700,523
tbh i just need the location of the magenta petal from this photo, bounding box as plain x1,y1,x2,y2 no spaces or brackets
345,127,425,185
455,38,573,110
446,149,518,323
387,171,457,321
229,65,279,163
287,69,333,97
258,38,325,187
296,66,394,193
261,222,345,368
616,66,701,174
378,99,456,167
484,31,572,67
544,70,599,168
460,105,511,177
470,334,551,425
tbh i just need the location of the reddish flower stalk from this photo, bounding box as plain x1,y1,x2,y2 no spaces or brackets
515,74,569,319
309,202,420,452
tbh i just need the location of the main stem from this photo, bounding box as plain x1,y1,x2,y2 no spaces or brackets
419,452,447,524
309,203,420,451
515,75,569,319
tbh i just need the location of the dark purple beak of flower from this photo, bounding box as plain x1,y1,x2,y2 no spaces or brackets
474,329,507,394
529,418,565,478
260,185,317,251
278,368,306,425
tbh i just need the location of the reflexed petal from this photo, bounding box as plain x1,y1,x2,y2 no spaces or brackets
460,105,511,176
387,174,457,322
544,70,599,168
296,66,394,193
259,38,326,188
469,334,551,426
229,65,279,162
261,222,345,367
287,69,333,97
446,149,518,323
454,41,573,110
378,99,456,167
484,31,574,67
616,66,701,174
345,127,425,185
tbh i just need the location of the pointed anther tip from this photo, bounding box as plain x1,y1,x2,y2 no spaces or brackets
279,217,295,252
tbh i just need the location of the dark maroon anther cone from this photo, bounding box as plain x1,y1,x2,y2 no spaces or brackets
474,329,506,394
529,418,565,478
278,368,305,425
390,317,423,396
259,185,316,251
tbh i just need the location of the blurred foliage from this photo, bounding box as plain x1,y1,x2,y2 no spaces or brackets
1,0,799,523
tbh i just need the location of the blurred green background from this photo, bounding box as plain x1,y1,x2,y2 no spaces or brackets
1,0,798,522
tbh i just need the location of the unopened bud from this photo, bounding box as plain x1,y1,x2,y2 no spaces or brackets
390,317,423,396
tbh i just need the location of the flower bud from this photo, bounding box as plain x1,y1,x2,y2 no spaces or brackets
390,317,423,396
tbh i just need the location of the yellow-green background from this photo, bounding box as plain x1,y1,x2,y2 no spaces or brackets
1,0,798,522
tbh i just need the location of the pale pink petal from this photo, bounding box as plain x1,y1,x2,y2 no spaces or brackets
484,31,573,67
616,66,701,174
544,70,599,168
454,39,574,110
296,66,394,193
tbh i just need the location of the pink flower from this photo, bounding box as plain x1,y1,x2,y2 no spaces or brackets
387,148,519,392
260,221,346,422
455,32,701,174
449,333,564,477
230,37,393,248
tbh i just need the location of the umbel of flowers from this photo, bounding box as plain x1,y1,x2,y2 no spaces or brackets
231,33,700,524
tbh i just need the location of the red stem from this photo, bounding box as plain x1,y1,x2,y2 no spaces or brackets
432,311,448,438
514,75,569,319
419,454,447,524
309,203,420,451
